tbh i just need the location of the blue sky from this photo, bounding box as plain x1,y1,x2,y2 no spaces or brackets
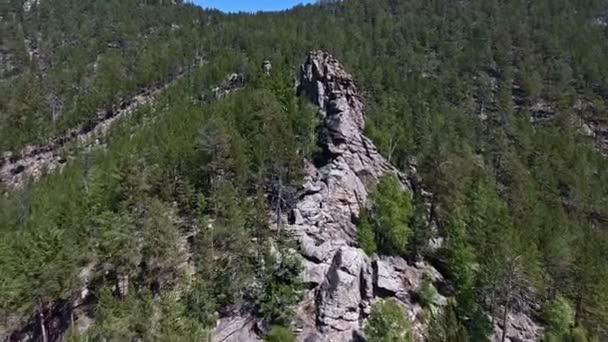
193,0,314,13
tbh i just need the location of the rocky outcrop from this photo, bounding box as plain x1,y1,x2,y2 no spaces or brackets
288,51,547,342
519,93,608,156
476,71,608,156
212,73,245,99
287,51,445,341
493,312,543,342
23,0,40,12
213,316,261,342
574,99,608,155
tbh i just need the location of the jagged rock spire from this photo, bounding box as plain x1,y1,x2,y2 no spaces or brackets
289,51,442,341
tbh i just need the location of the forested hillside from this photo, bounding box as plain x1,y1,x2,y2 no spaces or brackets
1,0,608,341
1,0,208,151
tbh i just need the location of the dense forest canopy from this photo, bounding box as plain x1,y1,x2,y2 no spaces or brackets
1,0,608,341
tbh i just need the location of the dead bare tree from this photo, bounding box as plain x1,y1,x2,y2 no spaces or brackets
500,255,523,342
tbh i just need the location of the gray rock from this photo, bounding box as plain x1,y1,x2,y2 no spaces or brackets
300,235,333,263
302,261,330,287
316,247,372,335
291,208,305,225
213,316,261,342
0,67,195,187
23,0,40,12
375,259,403,296
212,73,244,99
492,311,543,342
262,60,272,75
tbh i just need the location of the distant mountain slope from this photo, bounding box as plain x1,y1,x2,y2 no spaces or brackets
0,0,208,152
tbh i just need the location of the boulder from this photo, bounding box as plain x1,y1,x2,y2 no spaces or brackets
316,247,373,337
375,259,403,296
302,261,330,287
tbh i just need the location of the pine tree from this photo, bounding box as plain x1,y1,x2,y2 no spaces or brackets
365,299,413,342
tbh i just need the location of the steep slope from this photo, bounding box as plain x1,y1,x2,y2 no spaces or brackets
0,65,195,187
0,56,311,342
0,0,208,152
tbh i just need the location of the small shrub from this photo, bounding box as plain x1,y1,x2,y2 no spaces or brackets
542,295,575,336
416,275,438,309
265,326,296,342
358,209,377,255
365,299,413,342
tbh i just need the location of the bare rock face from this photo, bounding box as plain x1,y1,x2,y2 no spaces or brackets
213,316,261,342
492,312,543,342
315,247,373,340
289,51,444,342
290,51,544,342
294,51,404,243
582,117,608,156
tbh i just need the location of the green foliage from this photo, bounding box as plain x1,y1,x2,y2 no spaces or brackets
446,213,491,340
265,326,296,342
428,302,469,342
361,175,413,256
416,276,438,309
567,327,592,342
88,287,207,340
257,252,303,326
543,296,575,336
357,209,377,255
95,210,139,278
157,293,209,341
365,299,413,342
0,0,208,151
373,175,413,255
88,287,154,340
0,54,313,334
2,0,608,339
446,214,475,292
